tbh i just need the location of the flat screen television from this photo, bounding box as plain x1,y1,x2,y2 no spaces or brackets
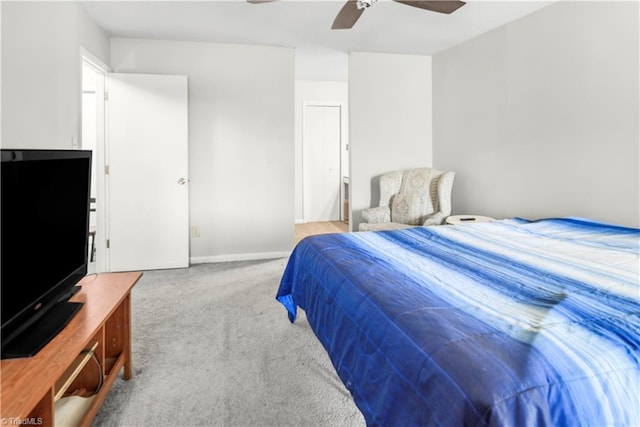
1,149,92,359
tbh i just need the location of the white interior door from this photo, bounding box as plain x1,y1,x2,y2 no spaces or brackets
303,104,341,222
107,73,189,272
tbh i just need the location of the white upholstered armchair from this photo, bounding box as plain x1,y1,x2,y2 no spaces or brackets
358,167,455,232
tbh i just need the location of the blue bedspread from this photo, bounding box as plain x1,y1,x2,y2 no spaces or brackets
276,218,640,426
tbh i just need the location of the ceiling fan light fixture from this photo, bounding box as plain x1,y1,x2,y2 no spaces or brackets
357,0,377,10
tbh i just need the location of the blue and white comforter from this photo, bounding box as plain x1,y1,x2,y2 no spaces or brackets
276,218,640,426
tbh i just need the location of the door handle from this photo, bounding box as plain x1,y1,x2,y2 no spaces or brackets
177,178,187,185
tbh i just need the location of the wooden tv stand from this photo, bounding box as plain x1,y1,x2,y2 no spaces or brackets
1,272,142,426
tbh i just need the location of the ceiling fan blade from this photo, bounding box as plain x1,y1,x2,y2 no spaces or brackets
247,0,278,3
393,0,465,14
332,1,365,30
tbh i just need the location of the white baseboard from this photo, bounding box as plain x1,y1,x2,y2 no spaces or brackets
190,250,291,264
295,218,306,224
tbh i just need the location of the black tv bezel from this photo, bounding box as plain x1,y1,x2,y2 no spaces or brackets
0,148,92,354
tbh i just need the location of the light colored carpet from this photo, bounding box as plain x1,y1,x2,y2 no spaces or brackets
92,259,365,427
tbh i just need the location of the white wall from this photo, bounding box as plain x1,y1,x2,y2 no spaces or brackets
295,47,348,81
433,1,639,227
294,80,349,222
110,38,295,262
1,2,109,148
349,52,432,230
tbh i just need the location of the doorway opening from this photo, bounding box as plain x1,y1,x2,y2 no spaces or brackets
81,50,108,273
299,99,350,241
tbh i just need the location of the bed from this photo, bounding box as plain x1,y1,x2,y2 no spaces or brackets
276,217,639,426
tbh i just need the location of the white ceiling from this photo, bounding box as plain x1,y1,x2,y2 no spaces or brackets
81,0,554,56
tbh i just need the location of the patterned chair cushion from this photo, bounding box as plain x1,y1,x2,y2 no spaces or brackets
391,193,434,225
399,168,432,195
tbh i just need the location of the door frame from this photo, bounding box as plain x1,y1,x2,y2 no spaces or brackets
80,47,109,273
301,101,346,223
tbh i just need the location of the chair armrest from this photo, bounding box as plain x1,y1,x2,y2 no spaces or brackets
422,211,447,226
362,206,391,224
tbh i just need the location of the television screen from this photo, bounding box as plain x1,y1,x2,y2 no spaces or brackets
1,149,92,358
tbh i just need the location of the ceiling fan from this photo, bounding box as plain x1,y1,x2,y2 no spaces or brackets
247,0,466,30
